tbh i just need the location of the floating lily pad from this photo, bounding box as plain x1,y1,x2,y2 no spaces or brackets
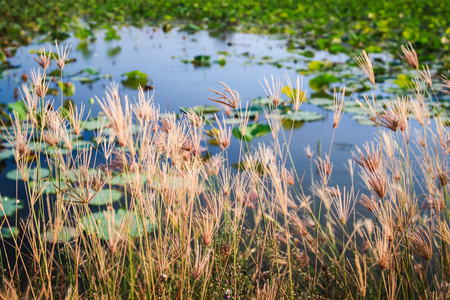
107,46,122,57
0,149,14,160
282,111,324,122
308,98,333,106
232,123,271,141
182,105,221,115
45,226,77,243
393,74,414,90
121,70,148,89
0,196,24,218
6,167,50,181
80,209,154,240
88,189,123,206
192,55,211,67
58,81,76,97
7,101,27,120
309,73,339,91
82,67,100,75
1,226,19,238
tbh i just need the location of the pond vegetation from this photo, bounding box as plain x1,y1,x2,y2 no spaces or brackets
2,1,450,299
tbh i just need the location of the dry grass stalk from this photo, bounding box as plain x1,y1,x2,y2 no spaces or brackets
284,73,306,111
354,50,375,85
53,39,72,70
212,114,231,150
261,74,282,106
208,81,239,109
330,186,354,225
332,87,346,128
409,227,432,261
399,41,419,69
34,46,52,69
191,242,213,280
353,142,382,173
30,68,51,98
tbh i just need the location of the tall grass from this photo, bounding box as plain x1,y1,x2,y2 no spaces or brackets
1,41,450,299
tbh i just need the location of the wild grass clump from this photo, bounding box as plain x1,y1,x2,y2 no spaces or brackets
1,40,450,299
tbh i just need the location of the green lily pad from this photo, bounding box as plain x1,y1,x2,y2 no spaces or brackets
6,167,50,181
308,61,325,71
181,105,221,115
0,149,15,160
282,110,324,122
232,123,271,141
308,98,333,106
82,67,100,75
58,81,76,97
121,70,148,89
88,189,123,206
107,46,122,57
1,226,19,238
45,226,77,243
0,196,24,218
7,101,27,120
309,73,339,91
393,74,414,90
364,45,383,53
80,209,154,240
192,55,211,67
0,226,19,239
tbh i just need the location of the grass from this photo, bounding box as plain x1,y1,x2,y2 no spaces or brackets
1,41,450,299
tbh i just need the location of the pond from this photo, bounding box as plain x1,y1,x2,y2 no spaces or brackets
1,26,446,197
0,22,450,299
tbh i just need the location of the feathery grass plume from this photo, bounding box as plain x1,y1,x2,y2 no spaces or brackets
304,145,314,160
385,270,399,300
282,167,295,185
53,39,72,70
184,108,203,128
434,275,450,300
359,193,378,212
96,82,132,148
437,221,450,244
30,68,51,98
409,227,432,261
369,226,392,271
330,186,354,225
212,114,231,151
347,253,367,298
20,83,38,117
441,74,450,95
208,81,239,109
399,41,419,70
378,96,408,132
68,102,87,136
420,64,433,87
332,87,346,128
409,77,425,105
191,242,213,280
34,46,52,69
356,93,378,123
284,73,306,111
237,101,252,136
361,165,387,199
261,74,283,106
410,99,428,126
195,209,216,246
354,50,375,85
133,86,157,124
3,112,33,160
204,153,223,176
352,142,382,173
289,211,309,236
315,154,333,186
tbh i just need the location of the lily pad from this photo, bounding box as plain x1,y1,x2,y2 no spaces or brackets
309,73,339,91
58,81,76,97
1,226,19,238
181,105,221,115
192,55,211,67
107,46,122,57
80,209,154,240
45,226,77,243
0,149,15,160
0,196,24,218
393,74,414,90
232,123,271,141
121,70,148,89
88,189,123,206
82,67,100,75
6,167,50,181
282,110,324,122
7,101,27,120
